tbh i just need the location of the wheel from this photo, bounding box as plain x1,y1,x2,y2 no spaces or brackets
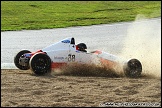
14,50,31,70
29,53,51,75
124,59,142,78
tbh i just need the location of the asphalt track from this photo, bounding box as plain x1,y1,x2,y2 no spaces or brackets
1,17,161,69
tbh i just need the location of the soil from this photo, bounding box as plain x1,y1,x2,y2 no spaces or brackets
1,69,161,107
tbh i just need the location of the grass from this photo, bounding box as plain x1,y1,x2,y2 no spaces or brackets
1,1,161,31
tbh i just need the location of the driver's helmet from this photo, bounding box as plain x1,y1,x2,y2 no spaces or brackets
77,43,87,52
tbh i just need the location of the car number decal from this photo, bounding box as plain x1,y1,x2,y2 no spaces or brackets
68,54,75,62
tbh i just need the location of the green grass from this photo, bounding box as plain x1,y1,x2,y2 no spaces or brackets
1,1,161,31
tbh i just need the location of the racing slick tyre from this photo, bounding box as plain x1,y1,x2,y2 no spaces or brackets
14,50,31,70
123,59,142,78
29,53,51,75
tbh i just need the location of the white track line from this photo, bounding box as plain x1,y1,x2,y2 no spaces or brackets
1,63,18,69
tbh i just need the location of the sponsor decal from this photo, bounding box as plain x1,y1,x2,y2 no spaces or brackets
54,56,64,59
61,40,70,43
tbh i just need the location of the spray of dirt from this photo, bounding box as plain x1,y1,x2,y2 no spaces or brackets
52,63,125,78
120,14,161,78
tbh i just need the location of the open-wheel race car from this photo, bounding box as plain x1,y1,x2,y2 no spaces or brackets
14,37,142,77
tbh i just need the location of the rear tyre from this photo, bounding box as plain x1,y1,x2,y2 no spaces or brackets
14,50,31,70
124,59,142,78
29,53,51,75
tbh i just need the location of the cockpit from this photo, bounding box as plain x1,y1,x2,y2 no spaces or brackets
71,37,87,52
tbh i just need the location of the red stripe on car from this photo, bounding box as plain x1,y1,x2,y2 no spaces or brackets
100,58,116,68
94,50,102,54
51,62,67,69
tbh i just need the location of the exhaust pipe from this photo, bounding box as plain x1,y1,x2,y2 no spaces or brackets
123,59,142,78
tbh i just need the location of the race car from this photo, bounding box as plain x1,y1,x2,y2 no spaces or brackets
14,37,142,77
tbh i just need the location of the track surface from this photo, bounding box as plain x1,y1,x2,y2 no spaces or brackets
1,69,161,107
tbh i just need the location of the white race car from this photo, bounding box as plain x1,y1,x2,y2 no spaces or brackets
14,37,142,77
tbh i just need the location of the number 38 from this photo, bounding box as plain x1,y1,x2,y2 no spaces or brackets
68,54,75,62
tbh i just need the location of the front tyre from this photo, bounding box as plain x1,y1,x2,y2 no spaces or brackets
14,50,31,70
29,53,51,75
124,59,142,78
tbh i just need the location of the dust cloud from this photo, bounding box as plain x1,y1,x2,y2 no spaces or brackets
53,63,124,78
120,14,161,78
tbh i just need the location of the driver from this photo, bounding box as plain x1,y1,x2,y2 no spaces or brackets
76,43,87,52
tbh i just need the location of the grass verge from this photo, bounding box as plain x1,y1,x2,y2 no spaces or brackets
1,1,161,31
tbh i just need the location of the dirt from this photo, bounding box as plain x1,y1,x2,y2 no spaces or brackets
1,69,161,107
